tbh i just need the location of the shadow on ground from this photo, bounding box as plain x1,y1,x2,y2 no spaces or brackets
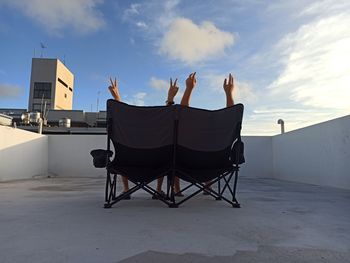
117,246,350,263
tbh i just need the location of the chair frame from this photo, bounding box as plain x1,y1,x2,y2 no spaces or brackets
102,102,243,208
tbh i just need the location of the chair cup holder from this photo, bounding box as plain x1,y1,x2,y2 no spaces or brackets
90,149,113,168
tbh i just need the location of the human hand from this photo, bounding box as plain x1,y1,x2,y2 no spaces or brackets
223,73,234,95
108,77,121,101
185,72,196,90
167,78,179,102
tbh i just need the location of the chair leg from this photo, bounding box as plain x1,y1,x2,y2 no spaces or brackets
104,172,117,208
105,171,111,202
216,179,222,200
168,171,177,207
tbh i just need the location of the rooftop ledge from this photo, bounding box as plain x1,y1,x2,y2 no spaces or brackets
0,115,349,262
1,114,349,189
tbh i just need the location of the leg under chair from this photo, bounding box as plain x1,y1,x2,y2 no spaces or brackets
104,169,240,208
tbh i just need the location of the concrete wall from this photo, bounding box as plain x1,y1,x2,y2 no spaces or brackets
272,115,350,190
0,126,48,181
46,134,272,179
2,115,349,190
55,59,74,110
240,136,273,178
48,135,108,177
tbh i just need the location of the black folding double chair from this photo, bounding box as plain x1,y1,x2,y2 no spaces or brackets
100,99,244,208
174,105,245,208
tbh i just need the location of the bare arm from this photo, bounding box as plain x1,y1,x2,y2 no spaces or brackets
223,73,234,107
180,72,196,106
108,77,121,102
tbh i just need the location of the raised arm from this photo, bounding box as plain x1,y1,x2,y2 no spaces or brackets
166,78,179,105
108,77,121,102
180,72,196,106
223,73,234,107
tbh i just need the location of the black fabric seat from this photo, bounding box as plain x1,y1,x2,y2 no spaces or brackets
107,165,171,183
103,101,176,208
173,105,244,207
96,99,244,208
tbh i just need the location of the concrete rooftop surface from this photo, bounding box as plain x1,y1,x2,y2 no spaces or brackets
0,176,349,263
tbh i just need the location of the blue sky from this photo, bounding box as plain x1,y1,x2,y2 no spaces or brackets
0,0,349,135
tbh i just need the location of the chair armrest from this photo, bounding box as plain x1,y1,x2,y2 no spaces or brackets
90,149,113,168
230,141,245,165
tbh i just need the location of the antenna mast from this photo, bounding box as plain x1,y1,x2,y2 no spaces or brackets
96,91,101,112
40,42,47,58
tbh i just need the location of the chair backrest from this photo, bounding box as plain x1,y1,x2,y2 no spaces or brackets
107,100,244,169
176,104,244,169
107,100,175,167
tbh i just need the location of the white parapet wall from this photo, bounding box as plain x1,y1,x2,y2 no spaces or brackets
0,126,48,181
47,134,272,179
48,134,108,177
240,136,273,178
272,115,350,190
2,115,349,190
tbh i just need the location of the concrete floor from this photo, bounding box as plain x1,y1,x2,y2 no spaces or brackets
0,176,349,263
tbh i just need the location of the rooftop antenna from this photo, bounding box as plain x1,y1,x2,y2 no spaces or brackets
40,42,47,58
40,93,45,113
96,90,101,112
43,101,49,118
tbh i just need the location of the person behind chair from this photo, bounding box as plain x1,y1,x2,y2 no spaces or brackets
107,77,183,198
177,72,235,194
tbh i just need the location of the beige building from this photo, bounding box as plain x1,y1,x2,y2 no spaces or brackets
28,58,74,112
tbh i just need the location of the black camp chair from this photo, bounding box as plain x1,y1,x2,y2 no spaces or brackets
104,100,177,208
95,99,244,208
174,105,244,208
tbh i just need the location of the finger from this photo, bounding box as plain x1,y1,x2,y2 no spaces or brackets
189,73,193,78
193,72,196,78
108,86,117,97
110,78,114,87
170,78,173,86
174,78,178,86
224,78,227,86
114,78,117,87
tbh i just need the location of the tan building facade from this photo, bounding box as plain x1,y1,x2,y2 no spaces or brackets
28,58,74,112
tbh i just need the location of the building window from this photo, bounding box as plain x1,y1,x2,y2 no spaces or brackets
64,93,67,98
33,82,52,99
58,78,68,88
32,103,50,112
69,87,73,92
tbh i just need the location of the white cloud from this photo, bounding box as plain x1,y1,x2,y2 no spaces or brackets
269,13,350,111
300,0,350,18
123,3,141,19
2,0,105,35
149,77,168,91
0,83,22,98
204,74,257,104
159,18,234,64
242,2,350,135
135,21,148,29
122,1,180,34
127,92,147,106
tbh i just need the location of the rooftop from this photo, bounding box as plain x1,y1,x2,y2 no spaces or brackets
0,115,349,262
1,177,349,263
